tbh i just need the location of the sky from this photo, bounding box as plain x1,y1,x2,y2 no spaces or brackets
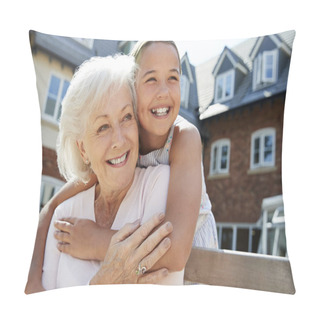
176,38,245,66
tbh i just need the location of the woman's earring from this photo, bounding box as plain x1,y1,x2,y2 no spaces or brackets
85,159,90,165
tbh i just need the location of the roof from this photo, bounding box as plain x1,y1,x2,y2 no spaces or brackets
179,52,200,128
30,30,120,69
212,46,249,77
181,52,199,109
196,30,295,119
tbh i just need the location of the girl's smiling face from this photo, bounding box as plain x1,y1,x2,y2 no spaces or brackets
135,42,181,140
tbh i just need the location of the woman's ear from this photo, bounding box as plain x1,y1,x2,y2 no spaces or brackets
76,140,89,165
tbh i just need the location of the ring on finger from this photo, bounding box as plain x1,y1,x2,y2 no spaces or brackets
135,263,147,276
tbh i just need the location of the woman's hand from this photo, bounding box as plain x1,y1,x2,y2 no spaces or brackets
90,213,173,285
54,218,111,261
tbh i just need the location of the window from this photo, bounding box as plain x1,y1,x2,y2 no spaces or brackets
250,128,276,169
253,49,278,90
215,69,235,103
40,175,65,210
43,75,70,123
210,139,230,175
180,74,190,109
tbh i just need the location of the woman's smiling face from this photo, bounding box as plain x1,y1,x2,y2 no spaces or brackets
135,42,181,138
77,85,139,193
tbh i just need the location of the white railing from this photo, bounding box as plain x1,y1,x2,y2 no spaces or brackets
216,195,287,256
260,195,286,256
185,195,295,294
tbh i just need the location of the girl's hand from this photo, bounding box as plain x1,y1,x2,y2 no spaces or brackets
54,218,110,261
90,213,173,285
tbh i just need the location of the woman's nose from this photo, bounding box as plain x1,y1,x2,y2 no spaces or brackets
111,126,125,149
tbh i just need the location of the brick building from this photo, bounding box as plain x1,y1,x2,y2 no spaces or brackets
197,30,295,254
202,95,285,223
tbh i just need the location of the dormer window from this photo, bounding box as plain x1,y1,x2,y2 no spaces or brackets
215,69,235,103
180,74,190,109
253,49,278,90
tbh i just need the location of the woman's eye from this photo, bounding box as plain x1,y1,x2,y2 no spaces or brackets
123,113,133,121
97,124,109,133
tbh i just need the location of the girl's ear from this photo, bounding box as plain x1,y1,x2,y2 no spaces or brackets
76,140,89,164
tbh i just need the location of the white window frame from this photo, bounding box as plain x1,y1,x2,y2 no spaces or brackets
214,69,235,103
180,74,190,109
210,139,230,176
42,74,70,124
250,128,276,169
40,175,65,210
262,50,277,83
253,49,278,90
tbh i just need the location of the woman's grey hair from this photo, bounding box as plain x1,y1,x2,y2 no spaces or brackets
57,54,137,183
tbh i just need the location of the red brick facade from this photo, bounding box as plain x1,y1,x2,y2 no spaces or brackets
202,94,285,223
42,146,64,182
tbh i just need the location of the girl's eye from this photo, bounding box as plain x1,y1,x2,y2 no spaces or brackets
97,124,110,133
169,75,179,81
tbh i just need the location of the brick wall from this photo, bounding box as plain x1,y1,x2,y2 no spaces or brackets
42,146,64,181
202,94,285,223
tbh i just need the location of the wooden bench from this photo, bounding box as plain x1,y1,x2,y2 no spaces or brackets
184,247,295,294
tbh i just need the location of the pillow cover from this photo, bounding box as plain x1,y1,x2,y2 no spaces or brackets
29,29,295,293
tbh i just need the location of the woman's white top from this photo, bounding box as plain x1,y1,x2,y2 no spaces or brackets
42,165,184,290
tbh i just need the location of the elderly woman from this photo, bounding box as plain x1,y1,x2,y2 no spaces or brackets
41,55,184,290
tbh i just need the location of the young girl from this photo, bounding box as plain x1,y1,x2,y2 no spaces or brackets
132,41,218,250
26,41,218,291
